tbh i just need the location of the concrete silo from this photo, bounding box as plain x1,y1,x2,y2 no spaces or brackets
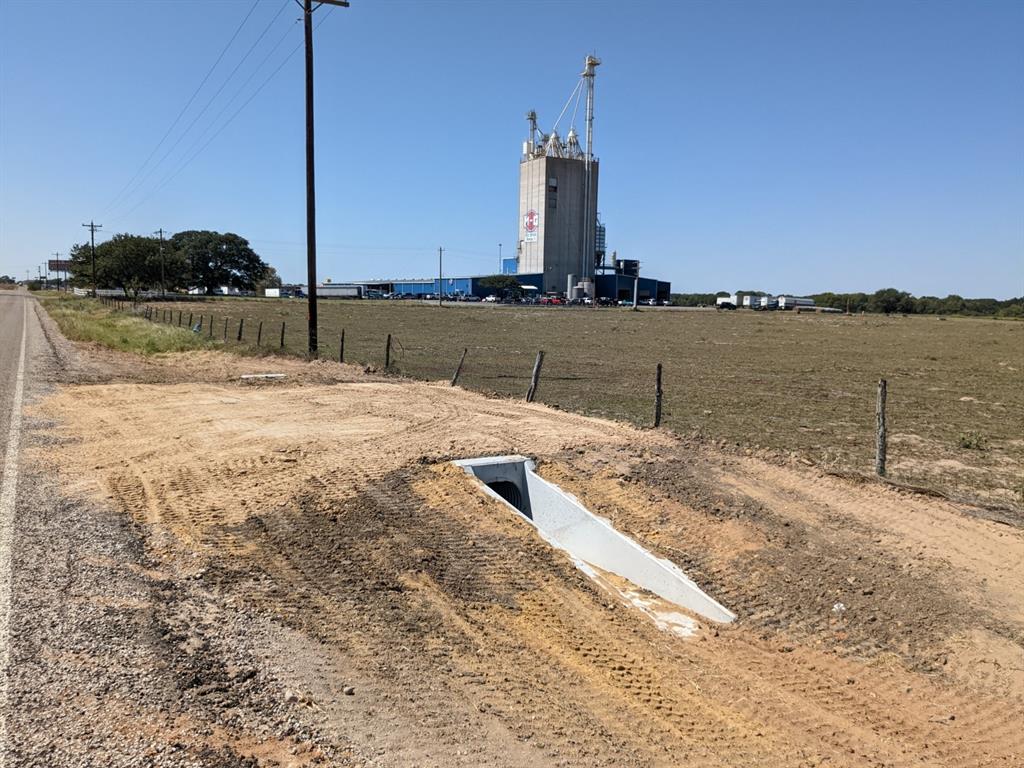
517,56,601,296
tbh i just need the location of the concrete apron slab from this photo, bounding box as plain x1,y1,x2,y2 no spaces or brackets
453,456,736,626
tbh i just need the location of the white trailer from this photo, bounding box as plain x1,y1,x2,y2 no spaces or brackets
716,294,738,308
318,284,363,299
777,296,815,310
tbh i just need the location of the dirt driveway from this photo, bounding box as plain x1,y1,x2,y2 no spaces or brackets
17,340,1024,766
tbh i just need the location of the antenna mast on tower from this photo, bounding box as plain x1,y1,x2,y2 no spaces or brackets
581,55,600,282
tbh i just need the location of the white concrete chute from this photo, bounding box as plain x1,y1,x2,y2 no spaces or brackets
453,456,735,625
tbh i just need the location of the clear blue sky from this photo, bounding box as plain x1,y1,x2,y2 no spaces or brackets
1,0,1021,298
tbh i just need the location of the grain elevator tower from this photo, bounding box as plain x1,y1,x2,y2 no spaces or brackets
517,56,601,296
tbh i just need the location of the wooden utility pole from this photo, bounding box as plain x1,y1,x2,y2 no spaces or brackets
301,0,350,358
82,221,102,297
438,246,444,307
875,379,888,476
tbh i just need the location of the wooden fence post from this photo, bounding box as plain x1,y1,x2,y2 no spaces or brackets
237,317,244,342
188,312,193,329
222,317,228,341
875,378,887,476
385,333,392,369
654,363,663,427
450,348,468,387
208,316,214,338
339,329,345,363
280,321,286,348
526,350,545,402
257,320,263,346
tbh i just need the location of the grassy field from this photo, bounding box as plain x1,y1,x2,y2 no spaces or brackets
51,295,1024,506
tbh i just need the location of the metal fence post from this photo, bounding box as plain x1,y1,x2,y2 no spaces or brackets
654,363,663,427
875,378,887,476
450,348,468,387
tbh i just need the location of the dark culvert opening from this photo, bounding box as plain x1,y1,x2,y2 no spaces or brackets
487,480,528,517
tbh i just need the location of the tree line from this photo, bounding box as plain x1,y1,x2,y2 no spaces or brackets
671,288,1023,318
66,230,280,298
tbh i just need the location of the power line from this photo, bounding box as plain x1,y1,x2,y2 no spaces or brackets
172,20,298,173
109,0,292,221
101,0,261,216
111,6,340,226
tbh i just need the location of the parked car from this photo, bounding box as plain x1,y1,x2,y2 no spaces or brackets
482,295,499,303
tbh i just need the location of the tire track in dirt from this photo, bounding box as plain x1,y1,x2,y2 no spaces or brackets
717,457,1024,621
29,376,1024,766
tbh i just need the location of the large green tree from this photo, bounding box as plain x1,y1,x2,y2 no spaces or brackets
66,236,186,295
169,230,267,294
67,234,184,297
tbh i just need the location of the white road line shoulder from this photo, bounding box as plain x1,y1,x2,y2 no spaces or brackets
0,296,29,768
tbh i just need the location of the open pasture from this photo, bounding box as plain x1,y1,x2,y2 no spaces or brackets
147,298,1024,506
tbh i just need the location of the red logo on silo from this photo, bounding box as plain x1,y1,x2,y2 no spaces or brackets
524,209,539,233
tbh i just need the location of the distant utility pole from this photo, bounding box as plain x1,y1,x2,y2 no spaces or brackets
52,252,61,292
299,0,350,358
82,221,102,297
498,242,502,273
438,246,444,307
155,228,166,297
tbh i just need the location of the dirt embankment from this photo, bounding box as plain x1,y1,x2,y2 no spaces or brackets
23,346,1024,767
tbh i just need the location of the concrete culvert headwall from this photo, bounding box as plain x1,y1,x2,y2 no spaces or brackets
453,456,735,624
